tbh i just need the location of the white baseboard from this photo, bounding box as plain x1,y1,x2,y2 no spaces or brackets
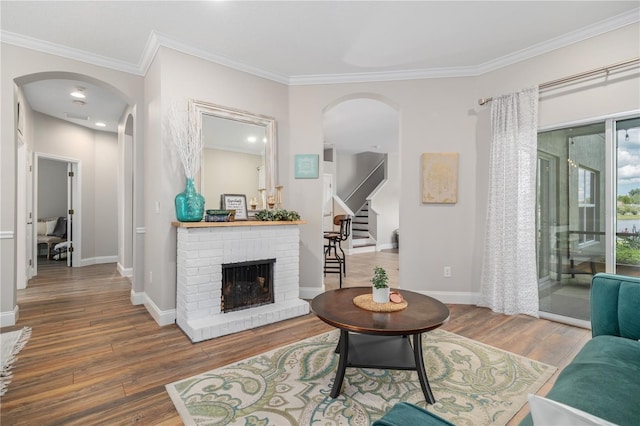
376,242,397,251
143,294,176,326
0,305,19,327
539,311,591,329
77,255,118,267
300,286,478,305
130,290,145,305
299,286,324,300
117,263,133,277
417,291,480,305
348,245,376,255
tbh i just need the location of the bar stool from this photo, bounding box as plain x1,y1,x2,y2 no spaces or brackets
323,214,351,288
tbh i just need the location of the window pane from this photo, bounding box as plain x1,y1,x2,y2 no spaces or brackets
537,122,606,322
616,117,640,277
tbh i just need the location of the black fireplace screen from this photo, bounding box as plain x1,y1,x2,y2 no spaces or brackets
221,259,275,313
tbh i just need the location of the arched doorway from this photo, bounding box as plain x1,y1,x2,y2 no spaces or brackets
321,95,400,288
14,72,135,288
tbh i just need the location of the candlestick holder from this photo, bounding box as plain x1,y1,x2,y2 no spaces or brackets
276,185,283,208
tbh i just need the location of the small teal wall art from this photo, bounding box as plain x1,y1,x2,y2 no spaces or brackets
294,154,319,179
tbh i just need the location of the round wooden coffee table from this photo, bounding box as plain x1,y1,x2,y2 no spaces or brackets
311,287,450,403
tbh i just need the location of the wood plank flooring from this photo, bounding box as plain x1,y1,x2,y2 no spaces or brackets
1,255,590,425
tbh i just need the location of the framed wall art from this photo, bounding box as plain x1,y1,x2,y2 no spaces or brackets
294,154,319,179
421,152,459,204
221,194,248,220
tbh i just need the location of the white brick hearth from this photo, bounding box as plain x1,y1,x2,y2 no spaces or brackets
175,222,309,342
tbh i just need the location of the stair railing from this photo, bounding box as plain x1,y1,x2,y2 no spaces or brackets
344,159,385,213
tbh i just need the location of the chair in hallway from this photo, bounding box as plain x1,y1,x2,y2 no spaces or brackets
324,214,352,288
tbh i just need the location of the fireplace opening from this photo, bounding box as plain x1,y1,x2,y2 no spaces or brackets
222,259,275,313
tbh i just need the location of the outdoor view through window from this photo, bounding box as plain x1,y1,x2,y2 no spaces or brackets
536,116,639,322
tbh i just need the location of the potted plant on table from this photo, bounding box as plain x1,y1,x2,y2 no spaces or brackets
371,266,390,303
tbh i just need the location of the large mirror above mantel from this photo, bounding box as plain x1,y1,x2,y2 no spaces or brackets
190,99,277,210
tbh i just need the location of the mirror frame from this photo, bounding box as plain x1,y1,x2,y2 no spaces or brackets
190,99,277,204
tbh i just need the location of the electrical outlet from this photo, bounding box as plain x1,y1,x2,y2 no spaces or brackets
444,266,452,277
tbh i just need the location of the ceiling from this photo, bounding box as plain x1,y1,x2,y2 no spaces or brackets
3,1,638,146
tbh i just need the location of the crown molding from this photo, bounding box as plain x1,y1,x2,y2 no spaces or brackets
288,66,478,86
476,7,640,75
291,7,640,85
0,30,143,76
139,30,290,85
1,8,638,85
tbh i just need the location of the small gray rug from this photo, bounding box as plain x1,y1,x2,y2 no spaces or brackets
1,327,32,396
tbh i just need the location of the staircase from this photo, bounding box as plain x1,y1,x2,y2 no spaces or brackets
352,201,376,250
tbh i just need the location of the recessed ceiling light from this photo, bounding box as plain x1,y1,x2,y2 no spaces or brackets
247,136,257,143
95,122,106,127
70,87,86,99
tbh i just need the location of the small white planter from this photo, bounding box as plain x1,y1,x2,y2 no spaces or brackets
372,287,390,303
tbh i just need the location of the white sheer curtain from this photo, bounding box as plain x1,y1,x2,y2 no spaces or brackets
478,87,540,317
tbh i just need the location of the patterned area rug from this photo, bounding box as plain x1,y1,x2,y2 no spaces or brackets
1,327,32,396
166,329,555,425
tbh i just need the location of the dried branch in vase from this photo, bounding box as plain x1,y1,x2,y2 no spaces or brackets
165,101,202,179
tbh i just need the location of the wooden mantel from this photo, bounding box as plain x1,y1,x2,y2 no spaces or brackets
172,220,306,228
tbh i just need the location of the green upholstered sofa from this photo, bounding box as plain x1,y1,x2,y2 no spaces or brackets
519,272,640,425
374,273,640,426
372,402,454,426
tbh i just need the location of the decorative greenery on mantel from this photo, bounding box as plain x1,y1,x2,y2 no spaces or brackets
254,209,301,222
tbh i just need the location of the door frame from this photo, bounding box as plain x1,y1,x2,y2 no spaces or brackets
33,152,81,276
536,152,558,284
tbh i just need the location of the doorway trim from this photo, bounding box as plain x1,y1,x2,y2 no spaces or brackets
33,152,81,276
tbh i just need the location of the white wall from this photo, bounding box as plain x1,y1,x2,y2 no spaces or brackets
94,131,119,258
2,22,638,326
336,151,385,198
290,23,640,302
142,46,289,321
33,112,119,262
1,43,144,325
370,152,400,248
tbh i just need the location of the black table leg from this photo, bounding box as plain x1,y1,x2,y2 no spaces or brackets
331,330,349,398
413,333,436,404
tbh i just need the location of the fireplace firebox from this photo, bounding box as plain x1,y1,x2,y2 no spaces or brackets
222,259,275,313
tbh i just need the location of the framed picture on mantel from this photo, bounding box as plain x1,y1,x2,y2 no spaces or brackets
221,194,248,220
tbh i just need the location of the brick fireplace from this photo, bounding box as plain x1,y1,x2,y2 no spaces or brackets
174,221,309,342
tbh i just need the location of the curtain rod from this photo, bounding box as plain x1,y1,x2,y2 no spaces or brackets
478,57,640,106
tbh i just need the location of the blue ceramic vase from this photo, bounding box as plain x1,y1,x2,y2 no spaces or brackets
175,178,205,222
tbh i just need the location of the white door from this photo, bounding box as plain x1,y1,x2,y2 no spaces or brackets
67,163,76,267
26,147,34,280
323,173,333,231
16,139,28,289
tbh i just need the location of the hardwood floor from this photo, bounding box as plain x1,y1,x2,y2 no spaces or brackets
1,255,590,425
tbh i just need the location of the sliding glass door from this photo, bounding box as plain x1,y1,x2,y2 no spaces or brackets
536,116,640,322
615,117,640,277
